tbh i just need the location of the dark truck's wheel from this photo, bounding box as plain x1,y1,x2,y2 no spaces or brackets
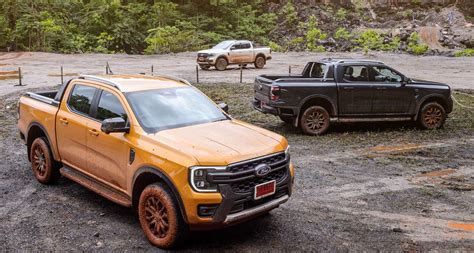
138,183,188,249
215,58,228,71
200,65,210,70
279,115,295,124
299,106,330,135
30,137,60,184
418,102,446,129
254,55,265,69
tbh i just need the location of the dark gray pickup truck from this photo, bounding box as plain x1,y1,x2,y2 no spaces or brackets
253,58,453,135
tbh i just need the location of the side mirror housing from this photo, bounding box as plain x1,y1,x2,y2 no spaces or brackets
401,76,410,86
218,102,229,113
101,117,129,134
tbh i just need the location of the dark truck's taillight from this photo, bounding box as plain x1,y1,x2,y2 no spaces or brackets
270,85,280,101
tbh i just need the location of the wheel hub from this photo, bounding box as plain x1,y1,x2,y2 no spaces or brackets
145,196,169,238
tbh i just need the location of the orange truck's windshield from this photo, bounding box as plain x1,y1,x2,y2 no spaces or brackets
126,87,228,133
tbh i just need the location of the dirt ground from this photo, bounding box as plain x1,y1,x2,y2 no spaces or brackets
0,53,473,251
0,51,473,96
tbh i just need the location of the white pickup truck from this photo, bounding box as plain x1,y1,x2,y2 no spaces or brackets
197,40,272,71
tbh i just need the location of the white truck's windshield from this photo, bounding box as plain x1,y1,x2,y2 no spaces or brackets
212,41,234,50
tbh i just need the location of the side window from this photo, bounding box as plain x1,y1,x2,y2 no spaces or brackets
96,90,128,122
68,84,97,115
310,63,327,78
342,65,369,82
370,66,402,82
241,43,251,49
231,43,241,50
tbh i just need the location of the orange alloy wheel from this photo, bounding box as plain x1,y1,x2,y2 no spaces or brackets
419,102,446,129
138,183,187,249
30,137,59,184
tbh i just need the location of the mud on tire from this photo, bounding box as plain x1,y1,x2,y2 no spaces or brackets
138,183,188,249
254,55,265,69
299,106,330,135
418,102,446,129
30,137,60,184
215,57,228,71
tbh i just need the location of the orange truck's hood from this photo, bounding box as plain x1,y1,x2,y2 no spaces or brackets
150,119,286,165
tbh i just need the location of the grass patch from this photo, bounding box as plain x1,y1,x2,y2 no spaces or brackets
196,83,474,151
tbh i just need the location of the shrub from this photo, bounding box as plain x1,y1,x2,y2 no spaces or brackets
334,27,351,40
408,32,429,55
335,8,347,21
354,29,383,50
454,48,474,57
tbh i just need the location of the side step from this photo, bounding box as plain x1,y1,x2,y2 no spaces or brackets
60,166,132,207
332,117,412,123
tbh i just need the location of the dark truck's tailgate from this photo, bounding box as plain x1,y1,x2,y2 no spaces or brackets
253,75,277,103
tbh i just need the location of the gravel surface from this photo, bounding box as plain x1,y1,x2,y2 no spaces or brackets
0,51,473,96
0,53,473,251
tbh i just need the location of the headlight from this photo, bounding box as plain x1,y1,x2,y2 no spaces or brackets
285,145,290,161
189,166,226,192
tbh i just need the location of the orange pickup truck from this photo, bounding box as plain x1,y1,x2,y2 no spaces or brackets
17,74,294,248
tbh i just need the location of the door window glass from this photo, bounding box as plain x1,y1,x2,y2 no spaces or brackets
241,43,251,49
370,66,403,82
342,66,369,82
96,90,128,121
68,84,97,115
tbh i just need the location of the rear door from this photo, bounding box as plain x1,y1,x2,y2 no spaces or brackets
369,65,415,115
86,88,130,191
239,42,253,62
337,65,373,115
56,83,99,171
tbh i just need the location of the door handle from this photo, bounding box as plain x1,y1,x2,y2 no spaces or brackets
88,129,99,136
59,118,69,125
343,87,354,90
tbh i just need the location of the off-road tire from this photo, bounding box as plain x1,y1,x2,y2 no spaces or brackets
299,106,330,135
30,137,60,184
215,58,228,71
200,65,210,70
279,115,295,124
254,56,266,69
418,102,446,129
138,183,188,249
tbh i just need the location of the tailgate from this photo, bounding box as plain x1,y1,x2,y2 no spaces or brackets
253,76,273,103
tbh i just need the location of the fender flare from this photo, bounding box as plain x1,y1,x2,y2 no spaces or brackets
297,94,337,117
414,94,447,120
131,166,188,223
26,121,58,161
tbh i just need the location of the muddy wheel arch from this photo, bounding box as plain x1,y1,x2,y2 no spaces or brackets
132,166,188,223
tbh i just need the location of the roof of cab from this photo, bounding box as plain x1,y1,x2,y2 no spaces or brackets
78,74,190,93
317,58,385,64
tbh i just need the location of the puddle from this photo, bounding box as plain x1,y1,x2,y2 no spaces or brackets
410,168,474,191
368,144,425,153
416,168,456,178
448,222,474,231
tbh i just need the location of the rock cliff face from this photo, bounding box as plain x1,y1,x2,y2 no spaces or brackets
278,0,473,16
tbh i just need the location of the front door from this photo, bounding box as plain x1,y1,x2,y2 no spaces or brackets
56,83,98,171
337,65,373,116
86,88,130,190
228,42,244,63
369,65,415,115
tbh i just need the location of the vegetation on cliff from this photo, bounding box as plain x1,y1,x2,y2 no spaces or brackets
0,0,472,55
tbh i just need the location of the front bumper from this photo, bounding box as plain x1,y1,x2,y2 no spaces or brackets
187,153,294,230
197,56,215,65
